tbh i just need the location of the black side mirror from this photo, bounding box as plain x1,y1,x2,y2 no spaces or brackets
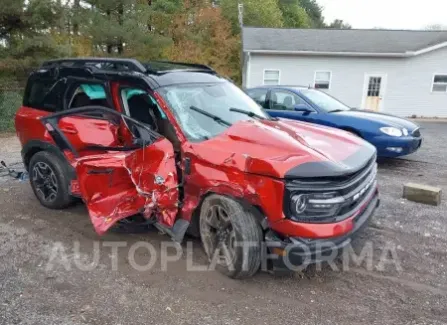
294,104,312,113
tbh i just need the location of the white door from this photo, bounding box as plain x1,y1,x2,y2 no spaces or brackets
362,74,387,111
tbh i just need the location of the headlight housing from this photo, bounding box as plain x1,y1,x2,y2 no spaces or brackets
290,192,344,220
380,127,403,137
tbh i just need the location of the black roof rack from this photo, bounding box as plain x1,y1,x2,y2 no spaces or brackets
41,58,147,73
40,57,216,76
145,60,215,73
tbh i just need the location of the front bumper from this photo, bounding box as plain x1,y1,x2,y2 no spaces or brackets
375,136,422,157
265,189,380,271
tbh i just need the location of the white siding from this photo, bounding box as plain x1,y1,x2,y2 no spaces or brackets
247,48,447,117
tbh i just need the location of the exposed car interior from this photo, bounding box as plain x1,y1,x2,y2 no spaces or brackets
69,84,111,109
121,89,181,152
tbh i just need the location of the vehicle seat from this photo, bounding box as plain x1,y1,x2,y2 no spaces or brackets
283,96,293,110
127,94,158,131
270,93,277,109
71,93,91,108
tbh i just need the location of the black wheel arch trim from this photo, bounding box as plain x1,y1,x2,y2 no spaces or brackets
21,140,76,181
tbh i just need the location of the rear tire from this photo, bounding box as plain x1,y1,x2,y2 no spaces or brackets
200,195,263,279
29,151,74,209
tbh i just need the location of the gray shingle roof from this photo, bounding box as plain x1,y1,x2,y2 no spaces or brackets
243,27,447,54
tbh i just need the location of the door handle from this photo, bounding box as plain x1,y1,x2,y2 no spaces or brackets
60,127,78,134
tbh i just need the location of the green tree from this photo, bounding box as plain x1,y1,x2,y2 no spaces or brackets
83,0,182,58
298,0,324,27
166,6,239,81
328,19,352,29
279,0,310,28
0,0,69,83
221,0,284,33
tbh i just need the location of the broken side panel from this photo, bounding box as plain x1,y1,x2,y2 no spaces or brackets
124,138,179,228
41,106,180,235
75,138,179,235
76,154,146,235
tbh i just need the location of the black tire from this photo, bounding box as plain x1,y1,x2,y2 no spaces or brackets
199,195,263,279
29,151,74,209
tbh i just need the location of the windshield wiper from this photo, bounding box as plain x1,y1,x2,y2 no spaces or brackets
189,106,232,127
229,108,274,120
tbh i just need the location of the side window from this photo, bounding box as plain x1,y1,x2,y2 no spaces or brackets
247,89,268,109
432,74,447,93
121,88,167,120
24,78,62,112
263,70,280,85
67,83,110,110
121,87,182,151
270,90,307,110
120,88,170,132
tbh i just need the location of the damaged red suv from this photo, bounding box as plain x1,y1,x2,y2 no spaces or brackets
15,58,379,278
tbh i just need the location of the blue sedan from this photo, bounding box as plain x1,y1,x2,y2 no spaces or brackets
247,86,422,158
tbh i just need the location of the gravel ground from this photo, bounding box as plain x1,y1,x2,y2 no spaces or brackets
0,122,446,325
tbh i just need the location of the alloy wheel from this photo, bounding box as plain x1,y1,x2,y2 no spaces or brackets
32,162,58,203
201,203,237,267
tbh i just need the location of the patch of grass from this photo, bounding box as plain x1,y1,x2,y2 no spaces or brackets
0,90,23,132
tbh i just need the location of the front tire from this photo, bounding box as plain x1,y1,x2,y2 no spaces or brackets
199,195,263,279
29,151,74,209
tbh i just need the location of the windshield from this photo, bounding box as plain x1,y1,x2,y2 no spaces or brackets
158,82,269,141
300,89,351,113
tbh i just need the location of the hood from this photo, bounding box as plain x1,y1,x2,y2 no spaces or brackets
334,110,419,130
190,118,376,179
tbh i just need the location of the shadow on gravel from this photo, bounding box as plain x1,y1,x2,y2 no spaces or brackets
377,158,427,173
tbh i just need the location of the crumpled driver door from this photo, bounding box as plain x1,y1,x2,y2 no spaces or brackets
41,106,179,235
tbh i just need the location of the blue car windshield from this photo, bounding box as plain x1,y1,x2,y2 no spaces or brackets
300,89,351,113
158,82,269,141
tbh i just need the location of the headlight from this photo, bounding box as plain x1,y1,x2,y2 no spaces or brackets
380,127,403,137
290,192,344,220
402,128,409,136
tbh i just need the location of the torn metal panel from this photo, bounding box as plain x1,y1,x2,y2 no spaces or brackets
74,139,179,235
40,106,180,236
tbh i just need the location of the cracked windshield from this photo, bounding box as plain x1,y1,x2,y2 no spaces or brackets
159,82,268,141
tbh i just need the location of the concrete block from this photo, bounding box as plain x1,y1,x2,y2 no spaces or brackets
403,183,442,206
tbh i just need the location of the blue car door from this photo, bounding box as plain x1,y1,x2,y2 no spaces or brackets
266,89,317,122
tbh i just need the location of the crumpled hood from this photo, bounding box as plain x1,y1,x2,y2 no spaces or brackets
334,110,419,130
191,118,376,179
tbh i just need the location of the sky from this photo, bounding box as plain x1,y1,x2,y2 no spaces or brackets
318,0,447,30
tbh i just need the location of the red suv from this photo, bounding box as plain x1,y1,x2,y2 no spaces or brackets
15,58,379,278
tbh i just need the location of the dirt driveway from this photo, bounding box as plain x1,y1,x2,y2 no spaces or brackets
0,122,446,325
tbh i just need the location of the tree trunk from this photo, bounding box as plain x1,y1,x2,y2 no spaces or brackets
147,0,152,31
106,8,113,54
117,2,124,54
73,0,80,35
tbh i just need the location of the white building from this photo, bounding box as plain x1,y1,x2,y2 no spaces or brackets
242,27,447,117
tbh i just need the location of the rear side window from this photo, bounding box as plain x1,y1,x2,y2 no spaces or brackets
23,78,62,112
67,83,111,110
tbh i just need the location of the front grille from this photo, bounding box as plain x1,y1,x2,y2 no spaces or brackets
284,156,378,223
412,128,421,138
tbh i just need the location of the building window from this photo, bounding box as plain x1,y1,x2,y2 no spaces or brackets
314,71,331,89
432,74,447,92
263,70,280,85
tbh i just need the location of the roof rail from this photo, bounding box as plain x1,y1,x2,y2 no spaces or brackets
41,57,147,73
146,60,215,73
